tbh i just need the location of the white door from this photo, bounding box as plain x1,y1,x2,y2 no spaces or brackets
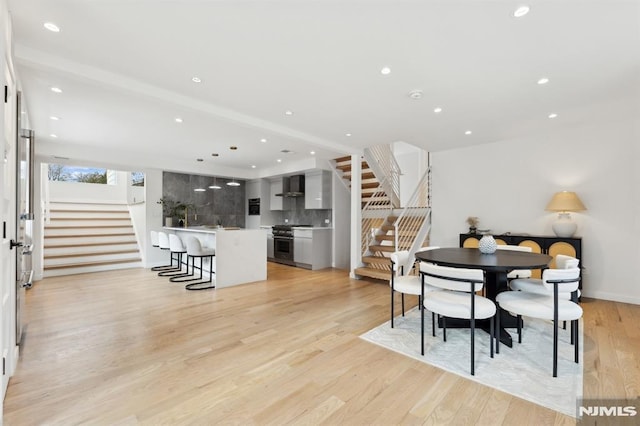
1,62,17,400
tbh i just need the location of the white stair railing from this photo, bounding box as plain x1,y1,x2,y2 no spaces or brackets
363,145,401,208
393,164,432,272
360,178,393,258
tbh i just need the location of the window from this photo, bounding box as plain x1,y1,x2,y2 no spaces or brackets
47,164,108,184
131,172,145,187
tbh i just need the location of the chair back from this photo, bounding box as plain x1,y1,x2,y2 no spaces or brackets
158,232,170,249
390,251,410,277
555,254,579,269
415,246,440,253
496,244,532,253
169,234,185,252
542,267,580,293
421,263,484,292
150,230,159,247
184,235,204,256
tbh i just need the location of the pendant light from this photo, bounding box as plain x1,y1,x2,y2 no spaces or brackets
227,178,240,187
208,177,221,190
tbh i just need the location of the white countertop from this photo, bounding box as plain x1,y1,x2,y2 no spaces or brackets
164,226,249,234
259,225,332,230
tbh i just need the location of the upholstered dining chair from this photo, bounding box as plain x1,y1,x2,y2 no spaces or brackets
496,266,582,377
495,244,533,279
420,263,496,376
389,249,439,328
509,254,579,296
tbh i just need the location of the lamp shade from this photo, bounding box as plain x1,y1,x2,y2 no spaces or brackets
545,191,586,212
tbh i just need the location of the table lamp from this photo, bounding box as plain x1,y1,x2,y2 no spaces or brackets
545,191,586,237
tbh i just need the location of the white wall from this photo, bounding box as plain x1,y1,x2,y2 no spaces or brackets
333,167,351,270
48,170,130,203
431,103,639,304
144,169,167,267
394,142,428,207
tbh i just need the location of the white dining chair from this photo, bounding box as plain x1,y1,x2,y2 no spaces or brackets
496,244,533,279
420,263,496,376
389,249,440,327
510,254,579,297
496,266,582,377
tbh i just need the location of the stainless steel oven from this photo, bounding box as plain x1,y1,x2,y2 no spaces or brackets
273,225,294,265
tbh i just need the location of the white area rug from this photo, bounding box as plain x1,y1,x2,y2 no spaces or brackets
360,308,583,417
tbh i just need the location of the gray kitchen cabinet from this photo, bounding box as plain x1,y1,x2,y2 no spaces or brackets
305,170,332,209
269,178,290,211
293,228,331,270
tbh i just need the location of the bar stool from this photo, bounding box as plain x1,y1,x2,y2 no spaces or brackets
171,235,215,290
158,234,187,277
151,231,178,271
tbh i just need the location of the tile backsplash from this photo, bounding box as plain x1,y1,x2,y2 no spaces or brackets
279,197,331,226
163,171,246,228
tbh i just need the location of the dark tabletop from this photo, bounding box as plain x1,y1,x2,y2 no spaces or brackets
415,247,552,272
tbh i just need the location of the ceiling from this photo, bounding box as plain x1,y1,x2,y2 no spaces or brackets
8,0,640,178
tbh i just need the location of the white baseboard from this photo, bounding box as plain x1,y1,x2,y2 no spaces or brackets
582,290,640,306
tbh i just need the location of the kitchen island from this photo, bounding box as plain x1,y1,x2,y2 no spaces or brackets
164,227,267,288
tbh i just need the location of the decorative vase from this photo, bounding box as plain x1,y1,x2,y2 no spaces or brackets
478,234,497,254
164,217,173,227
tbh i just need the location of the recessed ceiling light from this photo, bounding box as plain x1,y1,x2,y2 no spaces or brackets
230,146,238,150
380,67,391,75
196,158,203,162
51,87,62,93
537,77,549,85
191,77,202,83
345,133,352,137
310,151,316,155
434,107,443,113
251,165,256,169
260,138,267,143
211,153,219,157
465,130,472,135
513,5,530,18
175,117,183,123
50,134,58,138
285,110,293,116
194,188,206,192
548,113,558,119
44,22,60,32
50,116,60,120
277,159,282,163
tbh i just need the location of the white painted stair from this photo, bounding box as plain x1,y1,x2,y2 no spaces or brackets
44,202,142,277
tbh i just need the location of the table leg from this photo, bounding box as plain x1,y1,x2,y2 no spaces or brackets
486,271,519,347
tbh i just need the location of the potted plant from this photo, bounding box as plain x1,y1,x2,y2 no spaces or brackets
158,197,184,227
466,216,479,234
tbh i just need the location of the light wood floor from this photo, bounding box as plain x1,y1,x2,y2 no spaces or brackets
4,263,639,425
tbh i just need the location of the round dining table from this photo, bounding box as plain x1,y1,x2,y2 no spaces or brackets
415,247,552,347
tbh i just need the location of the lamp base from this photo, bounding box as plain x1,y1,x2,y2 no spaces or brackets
551,213,577,237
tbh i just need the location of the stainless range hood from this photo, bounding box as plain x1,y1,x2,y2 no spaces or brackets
275,175,305,197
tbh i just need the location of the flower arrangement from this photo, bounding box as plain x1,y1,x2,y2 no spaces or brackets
466,216,479,233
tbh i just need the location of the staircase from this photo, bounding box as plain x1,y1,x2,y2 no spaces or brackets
333,148,431,282
333,156,390,207
44,202,142,277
